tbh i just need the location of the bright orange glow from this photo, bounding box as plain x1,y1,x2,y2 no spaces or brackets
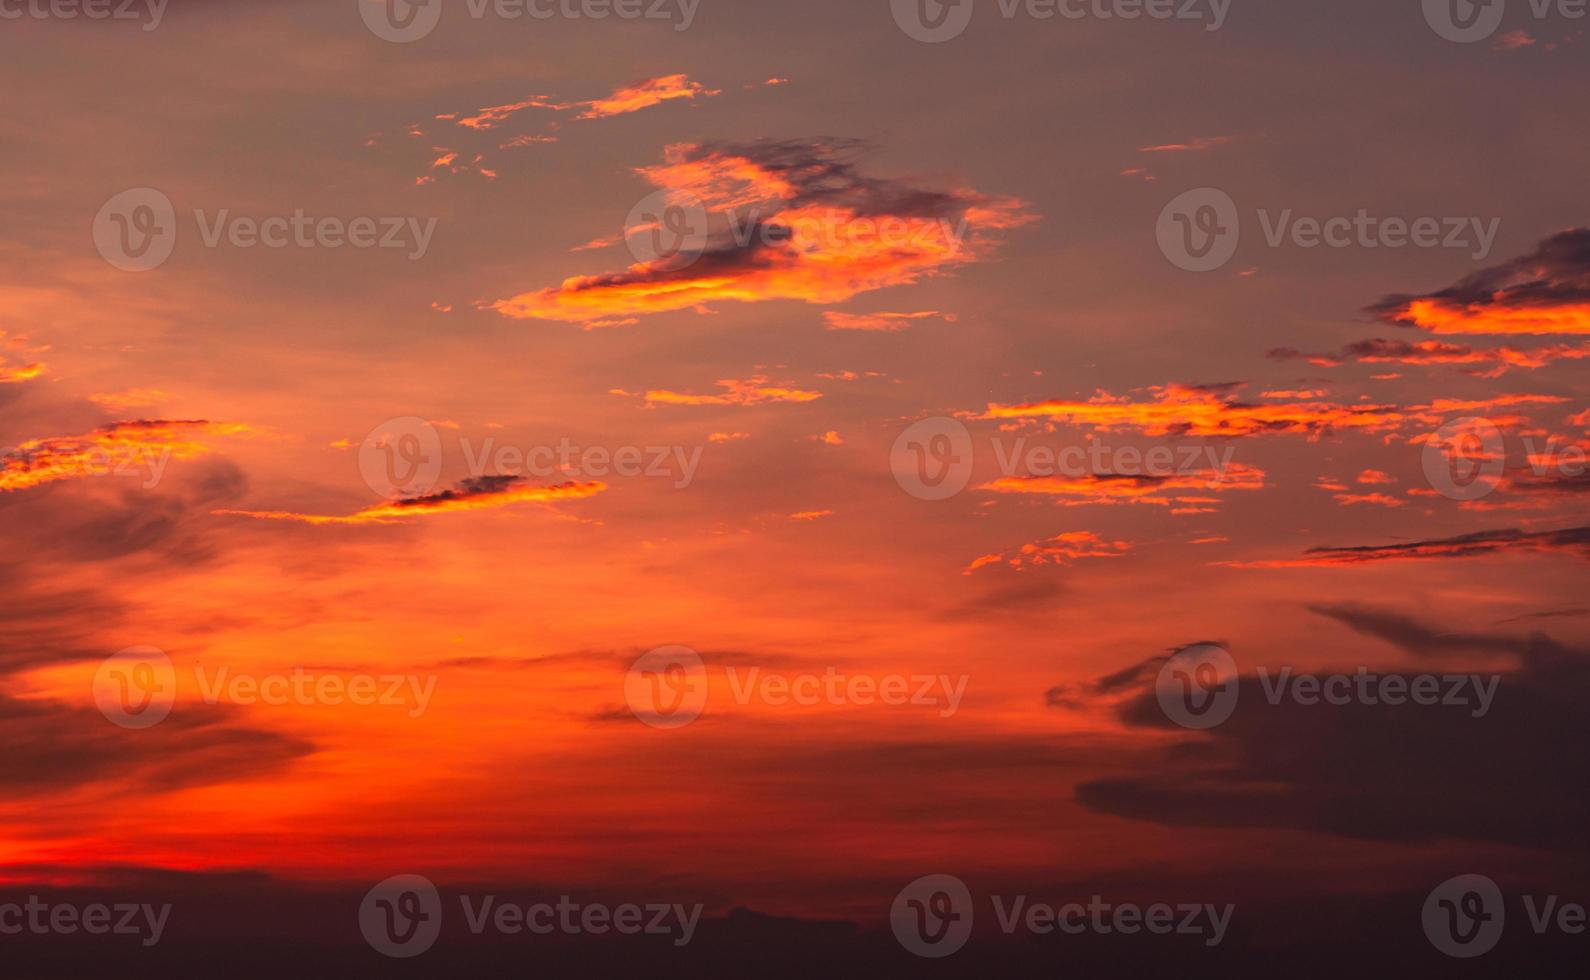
1385,297,1590,335
982,385,1406,437
577,74,719,119
490,141,1034,326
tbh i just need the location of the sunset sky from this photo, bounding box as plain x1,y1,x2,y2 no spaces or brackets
2,0,1587,973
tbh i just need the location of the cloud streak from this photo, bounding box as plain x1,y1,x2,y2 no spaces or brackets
1221,525,1590,567
215,476,604,526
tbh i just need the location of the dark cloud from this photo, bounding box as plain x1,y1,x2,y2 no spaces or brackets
0,693,312,798
941,575,1066,621
1224,525,1590,566
1068,607,1590,850
1368,228,1590,334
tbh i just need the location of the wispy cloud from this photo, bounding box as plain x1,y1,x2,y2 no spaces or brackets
1221,526,1590,567
821,310,956,331
1270,337,1590,376
215,476,604,526
965,531,1132,573
624,376,822,407
981,384,1406,437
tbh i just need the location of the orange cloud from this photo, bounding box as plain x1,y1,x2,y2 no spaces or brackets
1333,493,1404,508
576,74,719,120
822,310,956,331
215,476,604,526
0,331,46,383
636,376,822,407
1369,229,1590,335
789,509,833,521
1,421,250,492
0,359,44,384
1272,337,1590,375
965,531,1132,573
982,384,1406,438
448,96,570,131
978,463,1265,508
1138,136,1230,153
489,139,1034,327
443,75,714,133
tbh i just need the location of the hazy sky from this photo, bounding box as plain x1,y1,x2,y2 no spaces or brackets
1,0,1587,966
